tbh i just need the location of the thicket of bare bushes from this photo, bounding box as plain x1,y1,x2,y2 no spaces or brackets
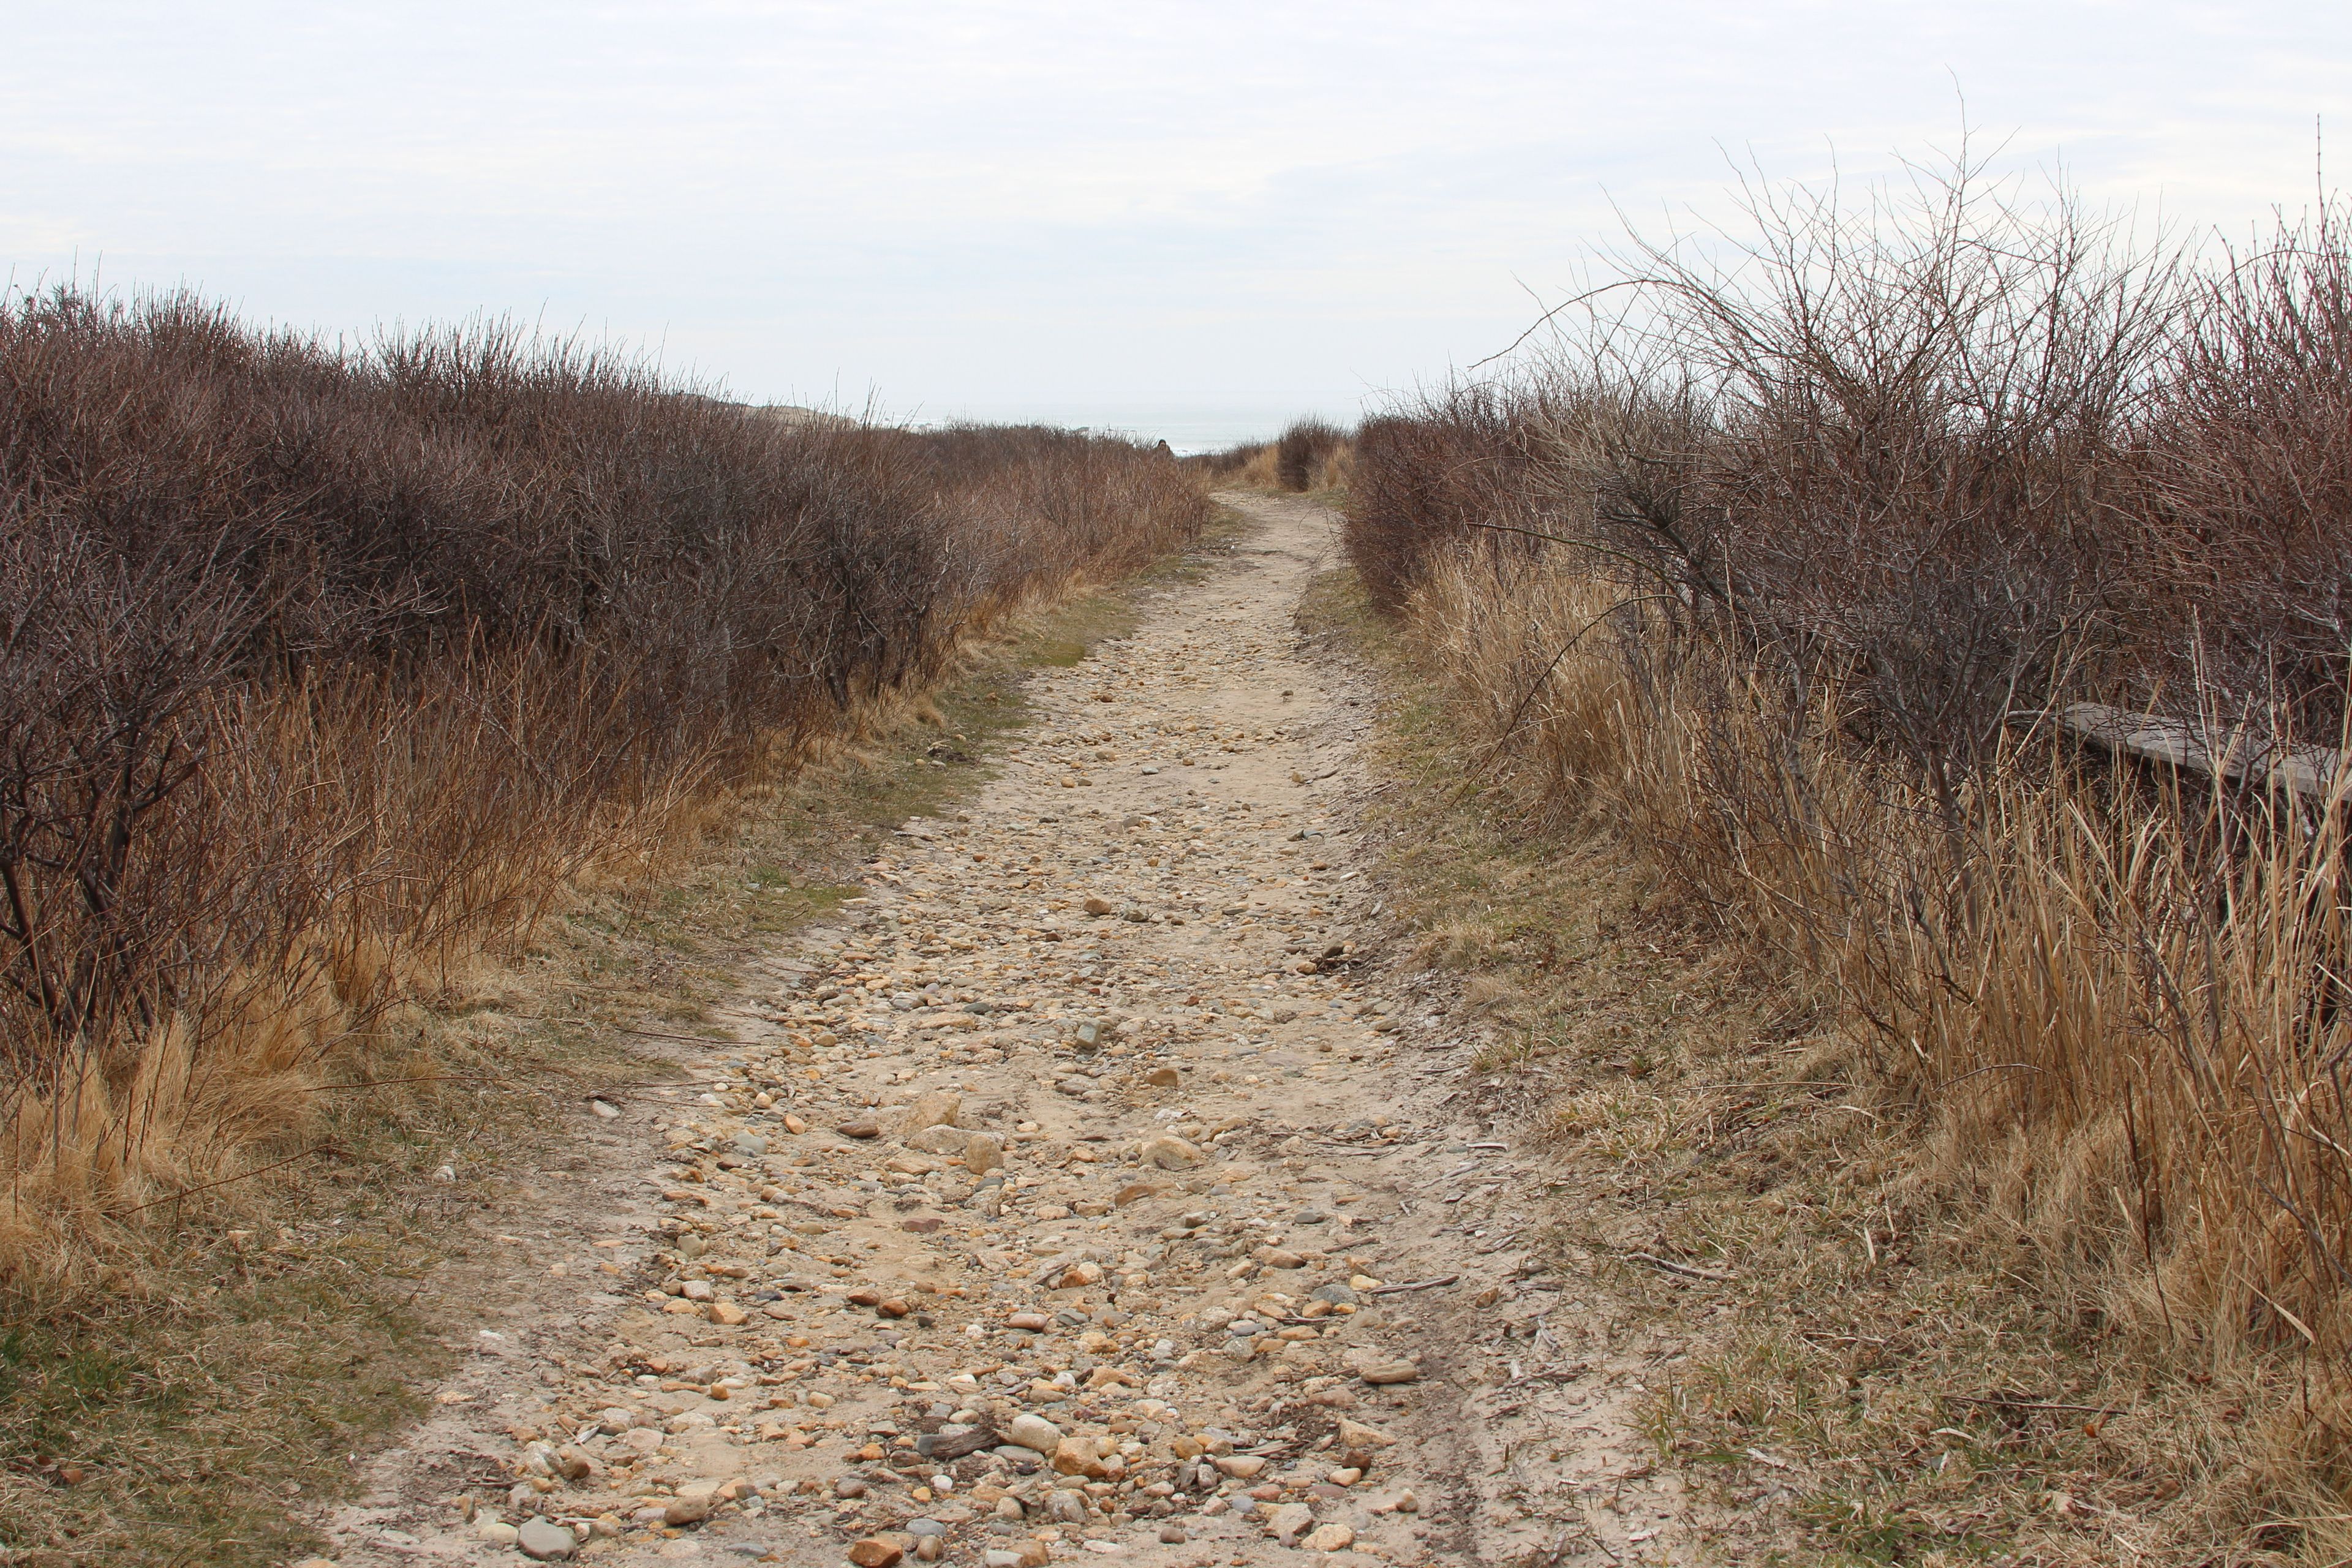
1188,417,1354,492
1348,165,2352,1533
0,288,1207,1275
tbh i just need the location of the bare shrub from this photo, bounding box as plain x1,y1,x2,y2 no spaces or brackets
0,288,1208,1272
1348,157,2352,1539
1346,386,1557,611
2136,210,2352,729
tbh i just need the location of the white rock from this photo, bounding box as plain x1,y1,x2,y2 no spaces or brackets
908,1124,971,1156
1005,1412,1063,1453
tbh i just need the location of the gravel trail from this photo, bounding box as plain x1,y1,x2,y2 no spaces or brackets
318,494,1706,1568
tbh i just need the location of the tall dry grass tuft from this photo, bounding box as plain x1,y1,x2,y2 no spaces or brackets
1409,550,1641,821
1186,419,1355,493
1185,439,1271,484
1311,438,1354,493
1355,157,2352,1536
0,290,1208,1278
1274,418,1347,491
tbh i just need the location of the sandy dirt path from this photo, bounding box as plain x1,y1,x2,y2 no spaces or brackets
317,495,1709,1568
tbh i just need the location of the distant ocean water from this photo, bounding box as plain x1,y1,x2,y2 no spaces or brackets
924,403,1360,457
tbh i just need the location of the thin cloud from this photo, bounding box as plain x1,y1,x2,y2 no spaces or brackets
3,1,2346,432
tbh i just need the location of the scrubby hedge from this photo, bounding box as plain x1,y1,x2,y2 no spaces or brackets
0,288,1207,1249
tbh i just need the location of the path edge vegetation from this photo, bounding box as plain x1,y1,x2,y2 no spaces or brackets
0,387,1240,1564
1306,556,2321,1565
1316,156,2352,1562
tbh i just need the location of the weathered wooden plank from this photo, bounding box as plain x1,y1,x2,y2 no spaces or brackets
2051,702,2342,802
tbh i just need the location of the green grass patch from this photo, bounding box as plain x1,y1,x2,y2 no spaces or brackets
0,1245,439,1565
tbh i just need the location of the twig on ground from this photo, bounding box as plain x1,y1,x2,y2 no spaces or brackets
545,1017,742,1046
124,1144,351,1213
295,1074,514,1093
1626,1251,1734,1283
1942,1395,2126,1417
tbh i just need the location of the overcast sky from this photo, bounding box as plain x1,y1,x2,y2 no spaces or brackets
5,2,2347,445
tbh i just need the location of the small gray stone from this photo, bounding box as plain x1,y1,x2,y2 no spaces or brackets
906,1518,947,1537
733,1132,768,1157
516,1516,579,1561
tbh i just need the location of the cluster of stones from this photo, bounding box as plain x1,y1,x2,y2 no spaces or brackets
323,512,1659,1568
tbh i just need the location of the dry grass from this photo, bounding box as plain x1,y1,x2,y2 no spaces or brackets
1310,440,1354,493
0,289,1210,1286
0,522,1213,1564
1314,557,2350,1562
1188,419,1354,494
1339,157,2352,1559
0,285,1213,1558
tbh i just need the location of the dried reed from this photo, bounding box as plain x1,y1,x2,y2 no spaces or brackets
1354,157,2352,1535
